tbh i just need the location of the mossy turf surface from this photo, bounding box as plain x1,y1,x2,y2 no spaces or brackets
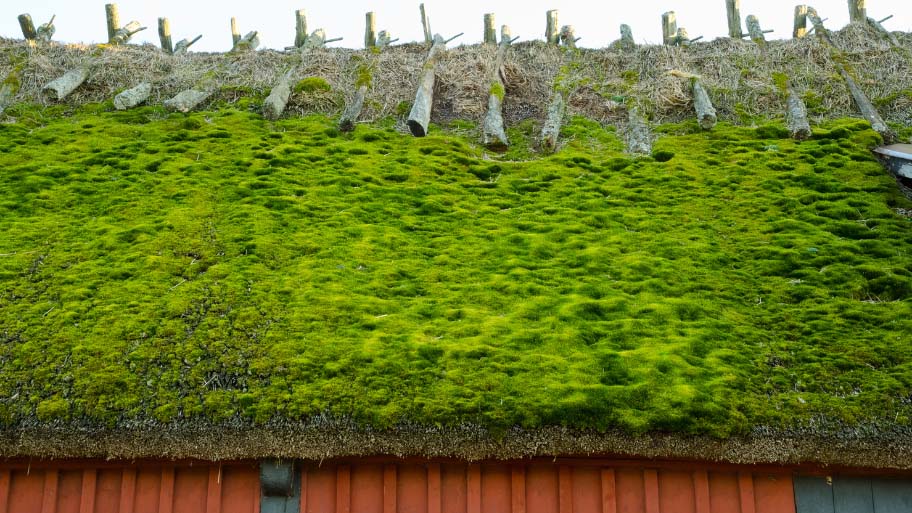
1,108,911,441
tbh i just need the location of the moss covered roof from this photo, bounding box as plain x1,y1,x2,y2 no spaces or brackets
1,106,911,465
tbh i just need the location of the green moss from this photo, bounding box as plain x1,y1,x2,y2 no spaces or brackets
771,72,789,96
355,63,373,89
0,112,910,438
294,77,332,94
490,82,505,101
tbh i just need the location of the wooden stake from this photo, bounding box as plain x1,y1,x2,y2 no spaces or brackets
482,25,513,149
793,5,809,38
484,13,497,44
263,71,294,121
295,10,308,48
619,24,635,49
692,79,717,130
847,0,866,23
545,10,560,44
661,12,677,46
158,18,173,54
18,14,37,41
420,4,432,45
105,4,120,43
231,17,241,47
365,12,377,48
746,15,766,46
407,34,447,136
725,0,742,39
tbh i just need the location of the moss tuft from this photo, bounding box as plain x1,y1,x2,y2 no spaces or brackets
294,77,332,94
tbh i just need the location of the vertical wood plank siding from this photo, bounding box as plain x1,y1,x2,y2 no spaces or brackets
0,457,849,513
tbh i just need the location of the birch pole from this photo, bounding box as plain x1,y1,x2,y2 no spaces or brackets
295,10,308,48
407,34,447,137
365,12,377,48
725,0,742,39
482,25,514,149
545,10,560,44
158,18,173,54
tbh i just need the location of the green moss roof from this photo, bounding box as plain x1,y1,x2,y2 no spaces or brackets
1,107,911,463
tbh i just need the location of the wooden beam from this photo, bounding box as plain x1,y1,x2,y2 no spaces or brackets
105,3,120,43
726,0,742,38
662,12,677,45
295,10,308,48
158,18,173,54
365,12,377,48
545,10,560,44
18,14,37,41
793,5,809,38
484,13,496,44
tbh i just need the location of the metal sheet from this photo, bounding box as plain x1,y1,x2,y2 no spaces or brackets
795,476,835,513
833,478,873,513
872,479,912,513
873,144,912,160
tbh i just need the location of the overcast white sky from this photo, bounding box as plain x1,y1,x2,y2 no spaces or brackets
1,1,908,52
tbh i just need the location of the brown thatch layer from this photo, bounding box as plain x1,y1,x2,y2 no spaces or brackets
2,420,912,470
1,24,911,127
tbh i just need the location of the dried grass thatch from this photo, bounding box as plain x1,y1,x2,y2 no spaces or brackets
1,24,910,129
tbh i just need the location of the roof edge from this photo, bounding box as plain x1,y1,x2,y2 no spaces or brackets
2,421,911,470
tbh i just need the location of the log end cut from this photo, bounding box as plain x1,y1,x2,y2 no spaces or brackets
407,119,427,137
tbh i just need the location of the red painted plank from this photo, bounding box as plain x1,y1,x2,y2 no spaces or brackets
600,469,616,513
615,469,644,513
41,470,59,513
136,468,162,513
693,471,710,513
56,471,83,513
441,465,467,513
427,463,441,513
79,469,98,513
753,474,795,513
512,466,526,513
383,464,397,513
219,464,259,513
467,465,481,513
337,466,351,513
398,465,427,513
570,467,600,513
481,465,510,513
300,468,308,513
643,470,659,513
206,466,221,513
558,466,573,513
0,470,10,513
738,473,756,513
308,466,336,513
657,471,695,513
119,468,137,513
527,465,558,513
159,467,175,513
351,465,382,513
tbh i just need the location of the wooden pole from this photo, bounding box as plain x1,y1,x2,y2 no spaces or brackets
263,71,294,121
545,10,560,44
541,91,566,153
661,12,677,45
365,12,377,48
482,25,513,149
692,79,717,130
295,10,308,48
847,0,866,23
43,66,91,101
725,0,742,39
18,14,37,41
484,13,497,44
793,5,809,38
786,88,811,140
746,15,766,46
105,4,120,43
619,24,635,48
231,17,241,47
420,4,432,45
158,18,173,54
407,34,447,136
626,106,652,154
114,82,152,110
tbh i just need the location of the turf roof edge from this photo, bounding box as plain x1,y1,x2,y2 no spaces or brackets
2,420,911,469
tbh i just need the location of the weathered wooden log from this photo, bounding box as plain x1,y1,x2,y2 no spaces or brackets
36,15,55,42
793,5,809,38
164,89,211,113
231,17,241,47
158,18,173,54
482,25,513,149
839,66,896,143
43,67,91,101
365,12,377,48
301,29,342,48
110,21,146,45
173,35,202,55
674,28,691,46
483,14,496,44
626,106,652,154
619,24,635,49
560,25,578,48
545,10,560,44
0,69,20,116
746,15,766,46
377,31,397,48
105,4,120,43
263,71,293,121
420,4,432,45
726,0,742,39
692,79,717,130
662,12,677,45
785,88,811,140
340,84,368,132
407,34,447,137
114,82,152,110
541,91,566,153
18,14,37,41
295,10,308,48
867,16,899,46
233,31,259,51
848,0,866,23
